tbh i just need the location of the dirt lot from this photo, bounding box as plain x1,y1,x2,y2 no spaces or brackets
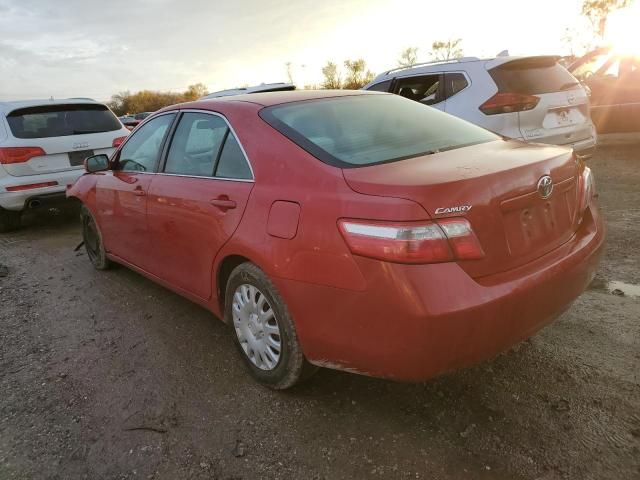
1,138,638,480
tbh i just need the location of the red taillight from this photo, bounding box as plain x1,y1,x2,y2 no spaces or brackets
436,218,485,260
6,181,58,192
112,136,127,147
338,218,484,264
0,147,46,165
479,93,540,115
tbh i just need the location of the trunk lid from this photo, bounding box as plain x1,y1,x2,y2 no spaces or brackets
342,140,581,278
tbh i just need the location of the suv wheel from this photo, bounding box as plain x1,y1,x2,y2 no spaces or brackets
0,208,21,233
225,262,318,389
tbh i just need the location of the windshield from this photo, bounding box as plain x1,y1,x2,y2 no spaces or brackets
260,94,499,167
7,104,121,139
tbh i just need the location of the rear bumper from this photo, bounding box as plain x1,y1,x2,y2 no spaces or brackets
276,203,605,382
0,169,84,211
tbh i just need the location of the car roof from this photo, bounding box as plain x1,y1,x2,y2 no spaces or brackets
366,55,562,85
201,83,296,99
0,98,105,115
186,89,382,109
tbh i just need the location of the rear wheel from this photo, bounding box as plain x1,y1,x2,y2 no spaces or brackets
0,208,21,233
225,262,318,389
80,205,110,270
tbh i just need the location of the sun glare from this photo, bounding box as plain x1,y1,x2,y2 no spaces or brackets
605,3,640,56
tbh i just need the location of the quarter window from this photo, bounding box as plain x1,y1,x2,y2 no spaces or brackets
444,73,469,98
394,75,443,105
118,113,175,172
215,133,252,179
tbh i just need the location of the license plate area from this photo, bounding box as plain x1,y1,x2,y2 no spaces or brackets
500,177,578,257
544,107,584,129
68,150,94,167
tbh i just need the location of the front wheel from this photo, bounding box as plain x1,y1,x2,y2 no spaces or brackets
80,205,111,270
225,262,318,389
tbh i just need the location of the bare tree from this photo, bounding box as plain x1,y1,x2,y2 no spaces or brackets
398,47,419,67
321,61,342,89
582,0,631,38
430,39,464,61
342,59,375,90
285,62,294,84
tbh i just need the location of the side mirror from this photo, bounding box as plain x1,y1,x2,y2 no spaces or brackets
84,154,110,173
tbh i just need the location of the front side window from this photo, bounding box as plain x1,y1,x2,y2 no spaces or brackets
366,80,392,92
260,94,498,168
394,75,443,105
164,113,228,176
117,113,175,172
6,103,121,139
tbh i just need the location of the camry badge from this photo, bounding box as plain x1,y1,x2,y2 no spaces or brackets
537,175,553,199
434,205,472,215
73,142,89,150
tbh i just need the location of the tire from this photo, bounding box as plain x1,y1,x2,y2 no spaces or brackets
0,208,21,233
80,205,111,270
225,262,318,389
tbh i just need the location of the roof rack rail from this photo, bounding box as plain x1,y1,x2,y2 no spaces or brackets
384,57,481,75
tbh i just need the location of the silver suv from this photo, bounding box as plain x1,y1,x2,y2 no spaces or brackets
0,99,130,231
364,56,597,157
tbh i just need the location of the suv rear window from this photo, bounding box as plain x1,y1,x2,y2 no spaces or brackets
489,58,579,95
6,104,121,139
260,94,498,168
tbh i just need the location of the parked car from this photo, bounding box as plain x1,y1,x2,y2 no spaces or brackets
68,91,604,389
0,99,129,231
200,83,295,99
364,56,597,157
119,113,148,131
569,48,640,133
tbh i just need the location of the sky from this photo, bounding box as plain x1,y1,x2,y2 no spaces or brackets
0,0,599,102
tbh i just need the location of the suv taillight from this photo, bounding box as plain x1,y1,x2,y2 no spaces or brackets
479,93,540,115
112,136,127,147
0,147,46,165
338,218,484,264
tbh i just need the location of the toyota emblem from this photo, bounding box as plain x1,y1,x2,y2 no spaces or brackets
537,175,553,199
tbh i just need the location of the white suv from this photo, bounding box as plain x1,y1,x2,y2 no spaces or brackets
364,56,597,157
0,99,130,231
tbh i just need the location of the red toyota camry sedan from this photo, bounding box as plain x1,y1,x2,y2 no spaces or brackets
67,90,604,389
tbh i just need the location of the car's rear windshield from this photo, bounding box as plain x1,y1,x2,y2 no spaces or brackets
489,58,580,95
6,104,121,139
259,94,498,168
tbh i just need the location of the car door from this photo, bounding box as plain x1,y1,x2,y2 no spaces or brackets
614,57,640,132
95,112,176,270
393,74,445,111
146,111,254,300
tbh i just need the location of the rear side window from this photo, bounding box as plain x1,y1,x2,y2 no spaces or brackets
6,104,121,139
260,94,498,168
165,113,228,176
489,59,578,94
444,73,469,98
163,112,252,179
394,75,443,105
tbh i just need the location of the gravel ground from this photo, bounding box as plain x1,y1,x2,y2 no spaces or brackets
0,138,638,480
